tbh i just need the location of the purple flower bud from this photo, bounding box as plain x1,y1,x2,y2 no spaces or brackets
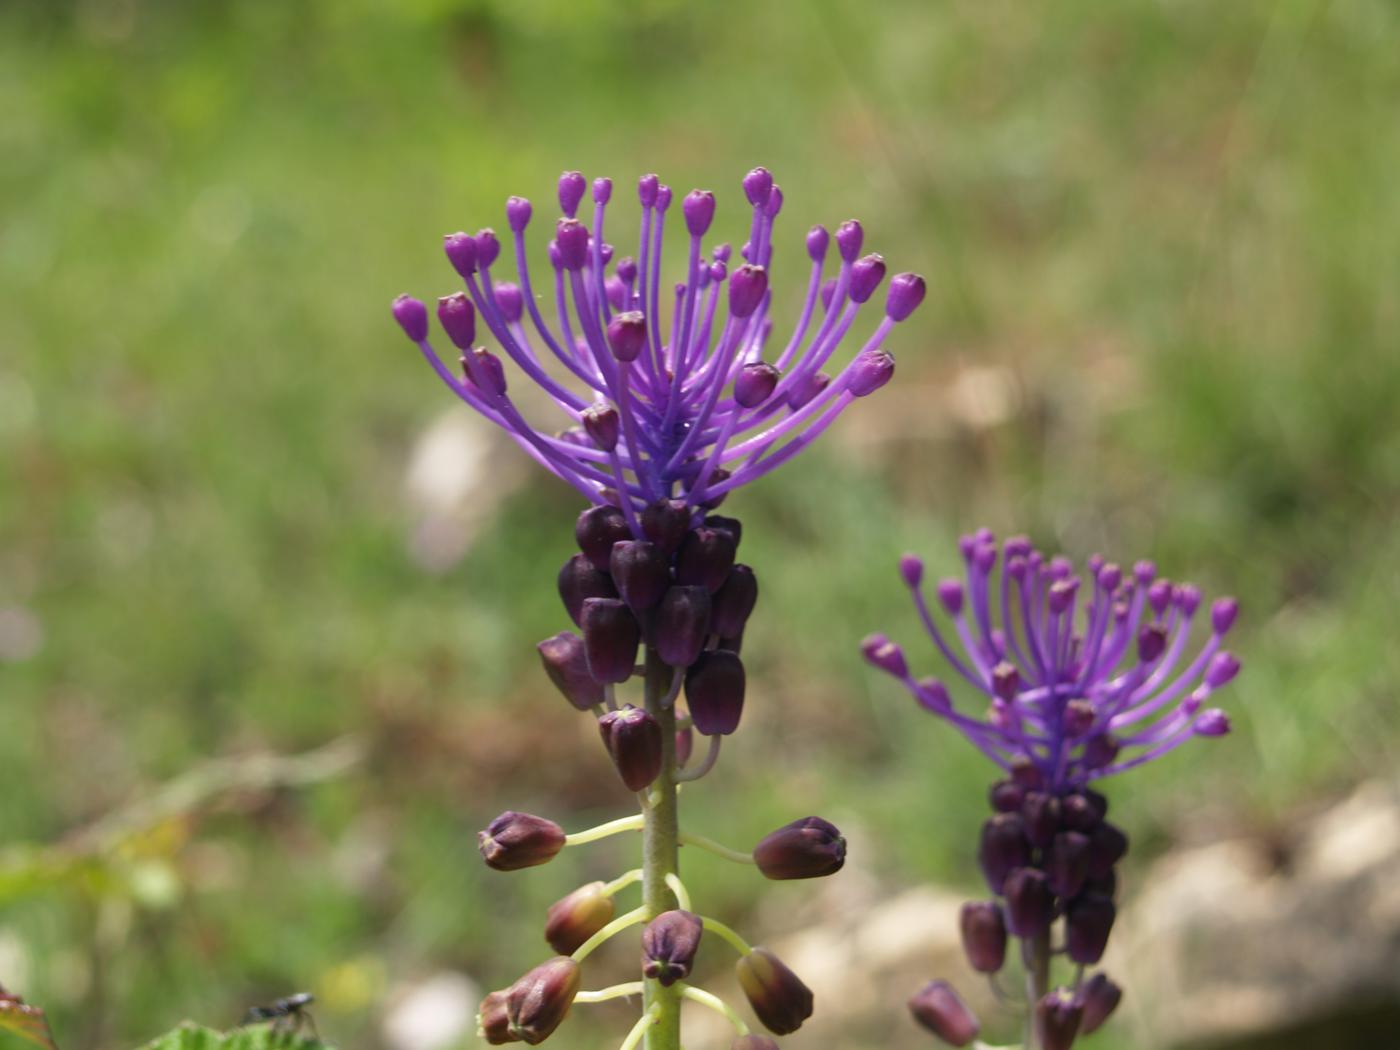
989,780,1025,813
753,816,846,880
819,278,838,311
908,981,979,1047
641,498,692,555
1063,699,1096,737
463,348,507,397
476,228,501,267
506,197,533,233
555,218,589,271
1211,596,1239,634
729,264,769,318
978,814,1030,894
642,910,703,987
1048,577,1079,613
557,553,618,627
861,633,908,679
575,504,631,572
479,812,566,871
494,281,524,323
1010,755,1045,789
1177,583,1202,614
638,173,659,206
1004,867,1055,938
1082,732,1120,770
616,255,638,282
676,527,737,593
477,989,514,1045
736,948,813,1036
1021,791,1061,848
444,232,478,278
743,166,774,207
437,292,476,350
711,564,758,638
1035,989,1083,1050
835,219,863,262
604,275,627,310
992,661,1021,702
1060,793,1101,833
506,956,581,1045
1137,624,1167,663
1046,831,1092,898
885,272,926,321
537,631,604,711
656,184,672,211
608,541,670,612
543,881,615,955
850,253,887,304
764,184,784,217
1205,651,1241,688
1196,708,1231,736
735,361,781,408
936,578,964,615
1066,893,1116,964
703,514,743,548
580,598,640,684
598,704,663,791
806,224,829,261
1148,578,1172,614
685,649,745,736
558,171,586,217
917,678,952,713
708,261,727,283
683,189,716,236
392,294,428,342
1083,787,1109,821
959,901,1007,973
848,349,895,396
1087,821,1128,879
1080,973,1123,1035
786,370,830,410
606,310,648,363
896,553,924,588
592,176,612,204
581,402,619,451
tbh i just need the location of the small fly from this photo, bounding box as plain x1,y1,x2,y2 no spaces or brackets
241,992,318,1040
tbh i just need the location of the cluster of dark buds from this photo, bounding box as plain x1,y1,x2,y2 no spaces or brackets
394,166,920,1049
868,530,1241,1049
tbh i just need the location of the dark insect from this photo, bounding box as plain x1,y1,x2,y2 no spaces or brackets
241,993,318,1040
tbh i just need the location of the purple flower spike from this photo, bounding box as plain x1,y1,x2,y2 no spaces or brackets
872,530,1244,790
396,168,922,513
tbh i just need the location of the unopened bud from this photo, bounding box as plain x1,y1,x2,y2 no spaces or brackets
978,814,1030,894
557,553,618,627
753,817,846,880
861,633,908,678
506,956,581,1045
989,780,1026,813
835,219,863,262
959,901,1007,974
641,909,703,987
478,989,517,1044
1060,792,1102,833
641,498,691,554
850,253,887,303
703,515,743,548
1034,989,1083,1050
685,649,745,736
544,882,615,955
885,272,926,321
558,171,586,217
711,564,758,638
437,292,477,350
537,631,604,711
786,370,830,410
598,705,663,791
580,598,640,684
848,348,895,396
1046,830,1092,899
654,585,712,668
1021,791,1061,848
609,541,670,612
581,403,619,451
479,812,566,872
736,948,813,1036
729,265,768,318
1066,893,1116,964
607,311,648,362
1080,973,1123,1035
1003,867,1055,938
392,294,429,342
1087,821,1128,879
683,190,716,237
575,504,632,572
675,527,737,593
908,980,979,1047
735,361,780,408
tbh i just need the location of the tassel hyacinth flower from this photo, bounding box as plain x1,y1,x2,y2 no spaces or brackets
394,167,922,1050
866,530,1242,1049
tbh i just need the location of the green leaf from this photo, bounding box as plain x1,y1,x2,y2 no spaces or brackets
136,1023,330,1050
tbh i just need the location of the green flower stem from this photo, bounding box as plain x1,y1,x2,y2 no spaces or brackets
601,869,644,898
696,915,753,956
679,985,749,1035
663,873,691,912
642,647,682,1050
677,830,754,865
572,906,647,963
576,982,647,1005
564,813,645,847
619,1006,660,1050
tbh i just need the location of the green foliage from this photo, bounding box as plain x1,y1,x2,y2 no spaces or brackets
137,1024,325,1050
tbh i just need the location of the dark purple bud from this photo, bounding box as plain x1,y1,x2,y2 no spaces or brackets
978,814,1030,894
495,281,524,323
861,633,908,678
592,176,612,204
731,1038,779,1050
908,981,979,1047
1206,651,1241,688
1086,868,1118,898
598,704,663,791
729,264,768,318
886,272,926,321
638,173,659,206
1048,578,1079,614
581,403,619,452
463,348,507,397
1009,755,1044,789
555,219,589,271
1064,699,1096,737
992,661,1021,702
936,579,965,615
676,527,737,593
1060,793,1101,833
786,370,831,410
1080,973,1123,1035
685,649,745,735
1047,830,1092,898
1212,597,1239,634
557,553,618,627
1066,893,1116,964
444,232,478,278
735,948,813,1036
754,816,846,880
616,255,638,282
506,956,580,1045
544,881,615,955
641,910,703,987
806,224,829,261
850,253,887,304
1003,867,1055,938
641,498,691,555
1137,624,1167,663
478,989,516,1044
606,310,648,363
735,361,780,408
990,780,1026,813
655,586,712,668
557,171,586,218
1196,708,1231,736
581,598,640,684
1021,791,1061,848
575,504,631,572
742,166,773,207
479,812,566,871
537,631,604,711
476,228,501,267
437,292,476,350
1087,821,1128,878
702,515,742,547
683,189,716,236
506,197,533,233
392,294,428,342
656,184,673,211
1035,990,1083,1050
763,184,783,217
609,541,670,612
959,901,1007,973
1082,733,1120,770
711,564,758,638
835,219,863,262
849,348,895,396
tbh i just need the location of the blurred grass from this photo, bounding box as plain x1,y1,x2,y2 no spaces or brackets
2,0,1399,1048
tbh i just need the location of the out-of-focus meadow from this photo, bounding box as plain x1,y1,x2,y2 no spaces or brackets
2,1,1399,1048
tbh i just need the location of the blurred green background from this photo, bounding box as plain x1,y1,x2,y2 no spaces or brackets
3,0,1399,1048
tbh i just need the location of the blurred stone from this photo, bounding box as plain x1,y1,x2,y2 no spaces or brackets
0,605,42,662
382,971,480,1050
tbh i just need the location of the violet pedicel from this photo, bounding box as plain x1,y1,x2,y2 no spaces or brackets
867,531,1243,1049
394,168,924,1050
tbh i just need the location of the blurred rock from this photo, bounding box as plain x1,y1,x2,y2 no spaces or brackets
382,971,480,1050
